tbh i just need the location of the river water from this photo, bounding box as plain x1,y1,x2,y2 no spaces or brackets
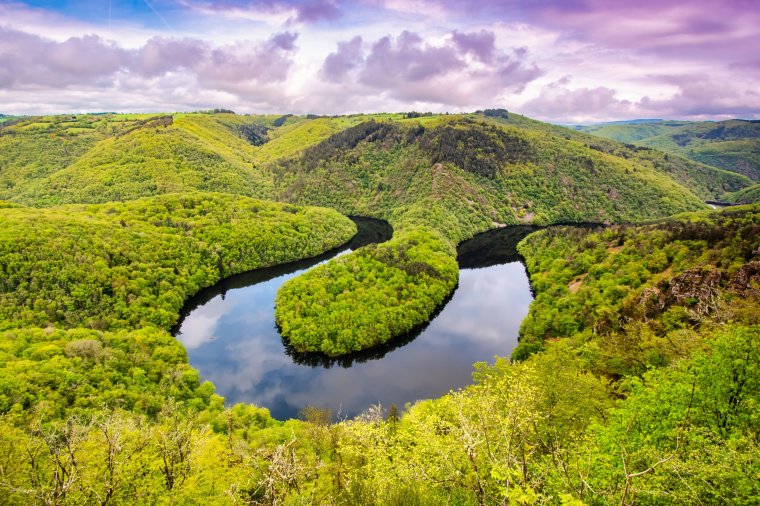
174,219,538,420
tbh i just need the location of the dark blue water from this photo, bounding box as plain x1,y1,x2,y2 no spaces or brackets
175,221,538,420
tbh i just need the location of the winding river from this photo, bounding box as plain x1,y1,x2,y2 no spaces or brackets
174,219,538,420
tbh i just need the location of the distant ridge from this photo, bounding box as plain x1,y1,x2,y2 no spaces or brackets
576,118,760,180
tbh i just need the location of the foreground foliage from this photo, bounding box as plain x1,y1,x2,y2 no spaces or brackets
0,323,756,504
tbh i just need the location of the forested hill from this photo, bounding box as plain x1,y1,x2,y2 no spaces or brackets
0,194,356,332
0,111,750,210
576,118,760,181
0,108,759,503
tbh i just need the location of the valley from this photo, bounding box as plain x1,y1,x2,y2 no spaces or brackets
0,110,757,504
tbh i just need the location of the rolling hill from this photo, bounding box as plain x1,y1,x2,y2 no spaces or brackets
576,118,760,181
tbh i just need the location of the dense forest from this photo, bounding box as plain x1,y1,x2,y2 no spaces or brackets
0,111,758,503
268,115,740,353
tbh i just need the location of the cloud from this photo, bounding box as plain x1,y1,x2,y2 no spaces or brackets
0,27,298,102
2,0,759,120
0,27,131,88
451,30,496,63
134,37,207,77
360,31,465,85
638,75,760,120
521,84,634,123
321,36,364,81
295,0,341,22
319,30,543,106
522,73,760,123
194,34,298,94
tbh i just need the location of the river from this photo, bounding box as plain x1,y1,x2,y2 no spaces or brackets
174,219,538,420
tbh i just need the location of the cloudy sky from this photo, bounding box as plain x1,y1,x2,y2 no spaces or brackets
1,0,759,122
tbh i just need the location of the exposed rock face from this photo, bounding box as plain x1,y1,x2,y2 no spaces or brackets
663,267,722,316
728,261,760,295
633,266,723,319
626,262,760,325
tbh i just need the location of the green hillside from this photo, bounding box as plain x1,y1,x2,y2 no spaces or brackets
1,114,275,205
270,116,727,354
516,205,760,368
577,118,760,181
2,112,749,208
575,119,690,143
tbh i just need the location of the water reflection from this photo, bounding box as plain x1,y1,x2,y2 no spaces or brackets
175,221,537,420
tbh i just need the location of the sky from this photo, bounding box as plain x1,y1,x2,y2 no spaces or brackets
1,0,759,122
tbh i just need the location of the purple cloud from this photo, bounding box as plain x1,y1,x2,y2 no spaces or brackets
322,36,364,82
360,31,464,85
522,85,633,122
0,27,298,102
2,0,759,120
451,30,495,63
180,0,341,24
368,0,760,72
522,72,760,123
135,37,206,77
198,34,297,86
296,0,341,22
639,75,760,119
0,27,130,87
268,31,299,50
320,30,543,106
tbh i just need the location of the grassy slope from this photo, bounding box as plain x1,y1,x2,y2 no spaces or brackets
578,119,760,181
8,114,276,205
292,120,686,222
505,114,752,199
3,112,748,208
0,193,355,332
0,115,112,196
575,120,690,143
